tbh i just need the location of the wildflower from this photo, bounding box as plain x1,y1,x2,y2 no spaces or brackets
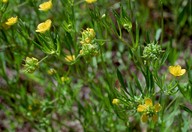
112,98,119,105
23,57,39,73
2,0,8,3
137,98,161,122
47,68,56,75
36,19,52,33
39,0,52,11
5,16,18,26
64,55,75,62
169,65,186,77
85,0,97,4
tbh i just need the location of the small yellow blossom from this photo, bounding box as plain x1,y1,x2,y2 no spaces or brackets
137,98,161,123
39,0,52,11
2,0,8,3
47,68,56,75
36,19,52,33
112,98,119,105
61,76,70,83
85,0,97,3
64,55,75,62
5,16,18,26
169,65,186,77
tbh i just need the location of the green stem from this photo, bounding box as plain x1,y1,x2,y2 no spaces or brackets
160,2,164,45
74,0,85,6
38,55,49,64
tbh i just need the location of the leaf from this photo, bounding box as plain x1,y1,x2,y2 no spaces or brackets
180,105,192,115
155,29,162,41
116,68,129,95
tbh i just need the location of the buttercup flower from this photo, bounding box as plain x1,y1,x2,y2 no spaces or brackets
64,55,75,62
39,0,52,11
137,98,161,122
169,65,186,77
85,0,97,4
36,19,52,33
112,98,119,105
5,16,18,26
2,0,8,3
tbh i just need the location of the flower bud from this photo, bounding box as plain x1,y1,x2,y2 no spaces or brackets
23,57,39,73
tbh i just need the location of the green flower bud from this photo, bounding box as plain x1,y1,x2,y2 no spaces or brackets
143,42,162,61
80,44,99,56
23,57,39,73
80,28,96,45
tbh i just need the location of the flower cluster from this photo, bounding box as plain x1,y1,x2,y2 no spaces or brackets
143,42,163,61
80,28,99,56
23,57,39,73
137,98,161,123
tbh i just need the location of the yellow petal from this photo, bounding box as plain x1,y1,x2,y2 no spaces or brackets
85,0,97,3
65,55,75,62
154,103,161,112
180,69,186,76
141,114,148,122
137,105,147,112
152,114,158,122
145,98,153,107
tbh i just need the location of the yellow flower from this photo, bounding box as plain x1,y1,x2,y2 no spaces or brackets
137,98,161,122
112,98,119,105
36,19,52,33
169,65,186,77
64,55,75,62
2,0,8,3
5,16,18,26
85,0,97,4
39,0,52,11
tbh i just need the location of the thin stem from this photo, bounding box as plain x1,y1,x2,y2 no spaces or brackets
38,55,49,64
160,2,164,45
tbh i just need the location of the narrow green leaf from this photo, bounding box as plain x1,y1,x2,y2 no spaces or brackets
180,105,192,115
116,68,129,95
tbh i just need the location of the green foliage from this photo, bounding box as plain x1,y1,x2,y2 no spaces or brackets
0,0,191,131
